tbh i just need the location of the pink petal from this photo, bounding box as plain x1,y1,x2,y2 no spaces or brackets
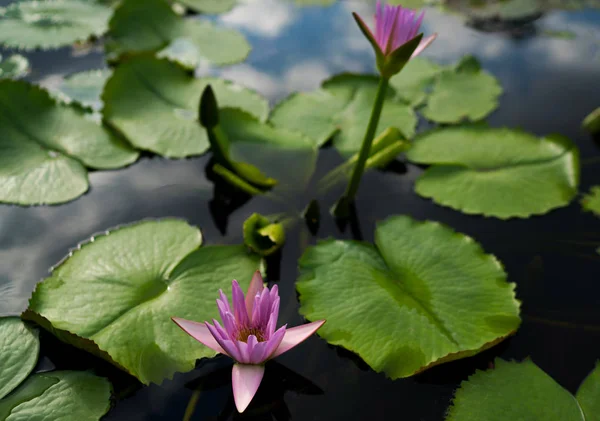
411,33,437,58
263,325,287,360
245,271,264,320
232,280,250,327
206,321,242,361
232,364,265,413
172,317,225,354
270,320,326,359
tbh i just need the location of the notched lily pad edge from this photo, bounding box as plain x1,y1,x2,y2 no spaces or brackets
297,217,522,379
21,218,205,383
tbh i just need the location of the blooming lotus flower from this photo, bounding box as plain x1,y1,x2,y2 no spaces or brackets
172,272,325,413
353,1,437,78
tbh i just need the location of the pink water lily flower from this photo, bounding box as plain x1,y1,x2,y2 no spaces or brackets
172,272,325,413
353,1,437,77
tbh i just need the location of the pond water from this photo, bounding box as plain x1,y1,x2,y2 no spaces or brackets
1,0,600,419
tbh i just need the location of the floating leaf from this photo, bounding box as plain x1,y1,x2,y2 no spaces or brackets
178,0,237,13
212,108,318,191
107,0,250,67
25,219,262,384
421,56,502,124
0,0,112,50
52,69,111,111
270,74,417,155
243,213,286,256
0,371,111,421
446,359,599,421
406,126,580,219
0,55,29,79
0,318,39,400
103,56,268,158
576,362,600,421
0,80,139,205
389,57,444,106
297,215,521,379
581,186,600,217
582,107,600,134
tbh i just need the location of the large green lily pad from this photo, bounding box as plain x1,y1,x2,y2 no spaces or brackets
406,126,580,219
0,318,39,400
0,80,139,205
576,362,600,421
0,0,112,50
25,219,262,384
107,0,250,67
297,215,521,379
446,359,600,421
178,0,237,13
0,55,29,79
270,74,417,155
0,371,111,421
103,56,269,158
421,56,502,124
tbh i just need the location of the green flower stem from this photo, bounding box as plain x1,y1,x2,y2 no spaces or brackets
343,76,390,200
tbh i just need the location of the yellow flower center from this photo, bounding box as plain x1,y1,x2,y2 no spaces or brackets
236,327,266,343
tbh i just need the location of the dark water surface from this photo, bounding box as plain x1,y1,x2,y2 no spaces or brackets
1,0,600,419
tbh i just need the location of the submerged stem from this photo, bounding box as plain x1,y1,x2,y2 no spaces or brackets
343,76,389,201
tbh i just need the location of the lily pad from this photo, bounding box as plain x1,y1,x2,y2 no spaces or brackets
446,359,599,421
421,56,502,124
0,0,112,50
103,56,269,158
297,215,521,379
581,186,600,217
107,0,250,67
0,371,111,421
0,55,29,79
270,74,417,155
52,69,111,111
389,57,444,106
0,318,39,400
178,0,237,13
0,80,139,205
406,126,580,219
25,219,262,384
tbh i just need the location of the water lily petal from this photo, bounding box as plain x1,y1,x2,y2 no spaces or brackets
270,320,326,359
410,33,437,58
264,325,287,360
171,317,225,354
245,271,264,319
232,364,265,413
232,280,250,327
206,321,241,361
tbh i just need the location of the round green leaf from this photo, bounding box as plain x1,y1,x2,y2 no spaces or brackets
0,371,111,421
406,126,580,219
576,362,600,421
581,186,600,217
178,0,237,13
25,219,262,384
446,359,586,421
52,69,111,111
421,57,502,124
0,55,29,79
0,0,112,50
0,80,139,205
297,215,521,379
107,0,250,67
243,213,286,256
0,318,39,400
389,57,444,106
270,74,417,156
103,56,268,158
